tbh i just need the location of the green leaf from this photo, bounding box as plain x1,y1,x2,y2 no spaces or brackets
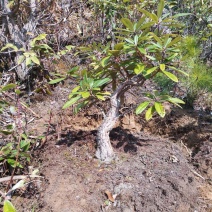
31,56,40,65
71,86,81,93
167,36,181,48
1,43,18,52
68,66,79,74
141,22,155,29
172,13,191,18
167,66,189,76
145,106,155,121
157,0,165,18
3,200,16,212
49,78,65,84
0,129,13,135
138,47,146,55
125,38,134,45
159,64,165,71
134,35,138,45
146,55,157,61
108,50,121,56
121,18,134,31
136,101,150,114
93,78,111,87
162,70,178,82
1,84,16,91
63,96,81,109
101,56,111,67
134,64,145,75
139,9,158,22
17,55,25,64
26,58,32,66
149,33,162,45
167,97,185,107
33,33,47,41
81,91,90,98
65,45,74,51
114,43,124,50
136,17,146,31
7,159,22,168
20,140,30,151
145,67,158,76
96,94,105,101
154,102,165,118
74,101,88,114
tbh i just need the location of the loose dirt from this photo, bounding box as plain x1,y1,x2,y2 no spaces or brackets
11,86,212,212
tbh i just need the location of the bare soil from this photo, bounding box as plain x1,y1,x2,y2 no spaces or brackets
11,85,212,212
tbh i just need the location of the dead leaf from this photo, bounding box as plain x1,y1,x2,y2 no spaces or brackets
105,190,115,202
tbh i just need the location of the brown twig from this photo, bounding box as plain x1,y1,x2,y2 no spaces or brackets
2,91,40,118
6,96,23,192
40,110,53,148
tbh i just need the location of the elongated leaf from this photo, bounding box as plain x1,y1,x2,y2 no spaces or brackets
139,9,158,22
74,101,88,114
114,43,124,50
163,36,172,48
3,200,16,212
93,78,110,87
101,56,111,67
11,179,25,191
134,35,138,45
149,32,162,45
81,91,90,98
172,13,191,18
7,159,22,168
71,86,81,93
31,56,40,65
1,43,18,52
160,64,165,71
141,22,155,29
146,55,157,61
121,18,134,31
134,64,145,75
136,17,146,31
68,66,79,74
162,70,178,82
63,96,81,109
33,33,47,41
65,45,74,51
136,101,150,114
108,50,121,56
1,84,16,91
167,66,189,76
145,106,155,121
26,58,32,66
125,38,134,44
17,55,25,64
168,97,185,107
96,94,105,101
138,47,146,54
49,78,65,84
145,67,158,76
167,36,181,48
154,102,165,117
157,0,165,18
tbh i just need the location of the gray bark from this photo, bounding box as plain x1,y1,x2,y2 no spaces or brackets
1,0,38,80
96,75,146,162
96,91,120,162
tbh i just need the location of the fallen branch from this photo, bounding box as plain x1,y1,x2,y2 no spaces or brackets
0,175,43,183
2,91,40,118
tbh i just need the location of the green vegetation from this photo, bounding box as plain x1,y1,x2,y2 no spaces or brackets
0,0,211,208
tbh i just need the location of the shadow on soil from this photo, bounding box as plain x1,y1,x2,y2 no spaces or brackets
55,126,153,154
